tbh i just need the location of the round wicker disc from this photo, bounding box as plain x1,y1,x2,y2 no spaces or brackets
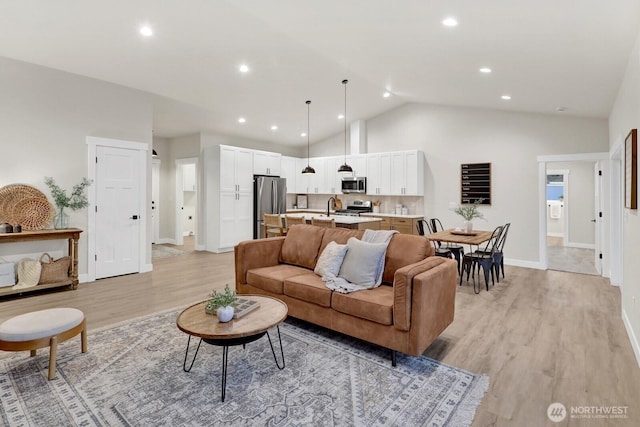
10,197,55,230
0,184,48,224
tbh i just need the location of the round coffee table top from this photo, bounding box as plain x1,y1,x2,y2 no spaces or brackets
176,294,288,340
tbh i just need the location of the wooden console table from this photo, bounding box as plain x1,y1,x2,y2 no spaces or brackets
0,228,82,298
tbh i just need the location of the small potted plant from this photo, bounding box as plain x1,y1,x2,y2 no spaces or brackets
44,177,91,229
452,199,485,232
205,284,237,322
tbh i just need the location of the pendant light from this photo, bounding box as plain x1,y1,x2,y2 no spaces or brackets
302,100,316,174
338,79,353,173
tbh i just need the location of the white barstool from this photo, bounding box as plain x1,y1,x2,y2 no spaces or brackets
0,308,87,379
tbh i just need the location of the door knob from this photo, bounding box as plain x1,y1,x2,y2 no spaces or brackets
591,219,596,222
130,215,139,220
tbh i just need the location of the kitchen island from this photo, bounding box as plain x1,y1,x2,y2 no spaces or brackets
282,213,382,230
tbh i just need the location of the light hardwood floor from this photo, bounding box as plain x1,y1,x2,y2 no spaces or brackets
1,251,638,426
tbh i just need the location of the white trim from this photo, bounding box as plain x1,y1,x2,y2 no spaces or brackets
546,232,564,237
86,136,149,282
564,242,595,249
504,258,545,270
610,141,623,286
622,309,640,368
537,152,609,162
151,158,161,245
141,263,153,273
78,274,89,284
195,244,205,251
174,158,199,247
157,238,176,245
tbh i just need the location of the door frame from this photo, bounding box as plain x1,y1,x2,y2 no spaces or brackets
610,142,623,286
175,157,199,246
152,158,161,244
546,169,570,243
87,136,150,282
537,152,608,274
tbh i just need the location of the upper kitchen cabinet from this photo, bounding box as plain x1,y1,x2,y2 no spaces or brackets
295,158,311,193
390,150,424,196
307,157,327,194
366,153,391,196
253,149,281,176
220,145,253,193
325,157,343,195
281,156,297,194
345,154,367,178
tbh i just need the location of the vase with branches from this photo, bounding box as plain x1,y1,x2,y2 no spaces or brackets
452,199,485,232
44,177,91,229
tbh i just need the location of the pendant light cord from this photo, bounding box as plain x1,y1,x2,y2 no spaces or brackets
343,79,348,164
307,100,311,166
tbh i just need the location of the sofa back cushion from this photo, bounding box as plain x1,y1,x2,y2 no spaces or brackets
382,234,434,284
280,224,326,269
319,227,363,254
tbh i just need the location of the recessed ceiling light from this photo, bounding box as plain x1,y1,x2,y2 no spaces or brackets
271,125,278,131
479,67,492,73
301,132,307,137
239,64,249,73
501,95,512,100
139,26,153,37
238,117,246,123
556,106,568,112
383,91,391,98
338,114,345,119
442,17,458,27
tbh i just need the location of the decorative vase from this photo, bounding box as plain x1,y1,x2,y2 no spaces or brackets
464,221,473,233
54,207,69,230
217,306,234,323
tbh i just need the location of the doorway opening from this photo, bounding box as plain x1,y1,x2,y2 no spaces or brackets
174,158,198,253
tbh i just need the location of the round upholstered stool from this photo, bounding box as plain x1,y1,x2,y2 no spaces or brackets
0,308,87,380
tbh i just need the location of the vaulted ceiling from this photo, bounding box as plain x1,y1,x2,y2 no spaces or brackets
1,0,638,145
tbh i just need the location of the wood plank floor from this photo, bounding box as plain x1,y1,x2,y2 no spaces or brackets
1,251,638,426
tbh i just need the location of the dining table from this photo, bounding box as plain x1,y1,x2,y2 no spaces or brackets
425,228,494,247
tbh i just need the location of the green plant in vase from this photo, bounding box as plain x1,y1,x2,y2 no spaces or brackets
205,284,237,322
452,199,486,232
44,177,91,229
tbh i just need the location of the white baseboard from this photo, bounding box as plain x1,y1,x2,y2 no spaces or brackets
622,309,640,368
157,238,176,245
182,231,195,237
195,244,206,251
79,274,90,284
565,241,595,249
141,263,153,273
504,258,545,270
546,232,564,237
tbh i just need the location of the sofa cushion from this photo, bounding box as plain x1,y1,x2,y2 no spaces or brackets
331,286,394,325
338,237,388,287
319,227,363,254
314,241,349,278
382,234,433,284
280,224,326,269
284,274,332,307
246,264,314,294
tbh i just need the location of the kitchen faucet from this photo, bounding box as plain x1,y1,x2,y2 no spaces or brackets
327,197,336,217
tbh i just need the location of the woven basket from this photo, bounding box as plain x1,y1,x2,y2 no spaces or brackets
14,258,42,289
10,197,54,230
38,253,71,284
0,184,49,227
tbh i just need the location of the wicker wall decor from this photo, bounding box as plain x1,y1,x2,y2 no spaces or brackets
0,184,53,230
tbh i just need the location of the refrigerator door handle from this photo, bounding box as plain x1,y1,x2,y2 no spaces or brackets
272,180,277,213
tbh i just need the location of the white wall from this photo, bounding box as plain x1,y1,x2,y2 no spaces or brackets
315,103,608,264
609,30,640,366
0,57,152,278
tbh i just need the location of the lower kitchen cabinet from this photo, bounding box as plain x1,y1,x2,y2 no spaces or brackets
370,216,422,235
218,191,252,249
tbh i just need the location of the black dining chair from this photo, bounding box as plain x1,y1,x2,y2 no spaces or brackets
475,222,510,282
429,218,464,273
460,225,503,294
416,220,452,259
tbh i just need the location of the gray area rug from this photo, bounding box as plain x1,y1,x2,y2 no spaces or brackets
152,244,187,259
547,245,599,275
0,309,488,426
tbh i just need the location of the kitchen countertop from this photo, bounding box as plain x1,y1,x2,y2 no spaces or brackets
282,213,382,224
286,208,332,213
360,212,424,219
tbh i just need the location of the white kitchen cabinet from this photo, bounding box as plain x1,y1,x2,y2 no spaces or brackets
307,157,327,194
219,191,252,248
253,150,281,176
295,158,310,193
346,154,368,177
390,150,424,195
325,156,343,195
366,153,391,196
281,156,297,194
220,145,253,193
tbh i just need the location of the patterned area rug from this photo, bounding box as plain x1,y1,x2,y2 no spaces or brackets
152,244,187,259
0,309,488,426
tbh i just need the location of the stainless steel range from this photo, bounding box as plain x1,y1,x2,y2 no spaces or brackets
334,200,373,217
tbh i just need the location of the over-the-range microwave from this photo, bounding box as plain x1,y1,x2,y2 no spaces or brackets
341,177,366,194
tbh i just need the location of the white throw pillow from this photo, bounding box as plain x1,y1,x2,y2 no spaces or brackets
314,241,349,278
338,237,387,287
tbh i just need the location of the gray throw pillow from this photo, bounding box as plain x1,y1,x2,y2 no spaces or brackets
314,241,349,278
338,237,387,287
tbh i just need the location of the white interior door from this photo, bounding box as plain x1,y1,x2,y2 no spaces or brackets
95,146,141,279
151,159,160,244
594,161,602,274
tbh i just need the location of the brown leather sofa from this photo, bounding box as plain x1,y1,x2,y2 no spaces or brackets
234,224,457,363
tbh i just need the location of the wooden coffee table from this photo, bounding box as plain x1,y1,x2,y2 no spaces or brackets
176,294,288,402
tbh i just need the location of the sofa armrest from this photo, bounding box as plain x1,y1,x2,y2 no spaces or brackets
234,237,286,288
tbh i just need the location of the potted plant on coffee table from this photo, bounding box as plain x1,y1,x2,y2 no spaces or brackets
205,284,237,322
452,199,485,232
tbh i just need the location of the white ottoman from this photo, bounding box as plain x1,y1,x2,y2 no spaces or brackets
0,308,87,380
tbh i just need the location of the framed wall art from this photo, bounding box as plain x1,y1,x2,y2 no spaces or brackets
625,129,637,209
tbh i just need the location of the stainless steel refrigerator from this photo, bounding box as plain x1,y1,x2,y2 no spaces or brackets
254,175,287,239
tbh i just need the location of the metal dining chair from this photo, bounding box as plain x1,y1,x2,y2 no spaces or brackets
475,222,510,282
460,225,503,294
416,220,452,259
429,218,464,273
